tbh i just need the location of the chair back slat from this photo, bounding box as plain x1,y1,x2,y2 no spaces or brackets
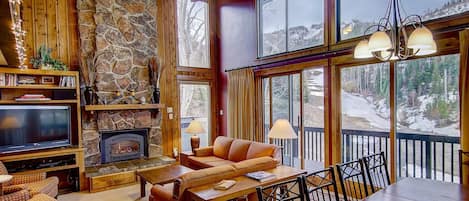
256,177,305,201
362,152,391,193
302,167,340,201
336,159,369,201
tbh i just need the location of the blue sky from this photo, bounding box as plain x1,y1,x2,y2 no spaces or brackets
262,0,456,32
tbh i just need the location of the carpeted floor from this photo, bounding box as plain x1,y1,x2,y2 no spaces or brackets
58,184,151,201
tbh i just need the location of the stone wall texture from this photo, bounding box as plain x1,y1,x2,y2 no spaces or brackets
77,0,161,166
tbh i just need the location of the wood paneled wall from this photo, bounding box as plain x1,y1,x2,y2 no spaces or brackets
22,0,79,70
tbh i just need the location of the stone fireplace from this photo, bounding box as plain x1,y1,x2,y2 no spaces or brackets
77,0,162,167
100,129,148,163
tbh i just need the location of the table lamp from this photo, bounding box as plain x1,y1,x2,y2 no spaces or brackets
268,119,298,165
185,119,206,153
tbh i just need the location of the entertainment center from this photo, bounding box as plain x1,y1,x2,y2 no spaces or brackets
0,67,85,191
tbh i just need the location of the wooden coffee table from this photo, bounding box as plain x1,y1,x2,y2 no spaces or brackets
137,164,193,198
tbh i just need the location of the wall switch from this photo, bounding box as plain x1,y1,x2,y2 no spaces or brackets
167,107,173,113
220,110,224,115
168,113,174,120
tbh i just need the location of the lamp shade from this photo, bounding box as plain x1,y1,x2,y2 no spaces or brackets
268,119,297,139
368,31,392,52
415,40,437,56
354,40,373,59
185,120,206,134
407,26,434,50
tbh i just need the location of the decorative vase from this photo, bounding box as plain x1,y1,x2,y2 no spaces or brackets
153,88,160,104
84,86,94,105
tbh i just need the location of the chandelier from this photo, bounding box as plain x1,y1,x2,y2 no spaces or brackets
353,0,437,61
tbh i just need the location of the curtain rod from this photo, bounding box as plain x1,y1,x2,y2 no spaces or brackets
224,48,351,73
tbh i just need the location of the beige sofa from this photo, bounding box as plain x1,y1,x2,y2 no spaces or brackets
182,136,282,169
149,156,278,201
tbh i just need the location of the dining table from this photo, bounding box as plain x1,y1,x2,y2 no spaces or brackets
364,177,469,201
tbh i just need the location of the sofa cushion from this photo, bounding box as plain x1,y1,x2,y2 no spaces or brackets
175,165,237,199
187,156,233,168
228,140,252,162
246,142,277,159
232,157,278,175
213,136,235,159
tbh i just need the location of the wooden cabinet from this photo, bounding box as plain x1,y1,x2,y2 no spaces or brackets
0,67,85,191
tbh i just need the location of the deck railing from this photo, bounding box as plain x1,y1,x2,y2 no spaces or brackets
270,125,461,183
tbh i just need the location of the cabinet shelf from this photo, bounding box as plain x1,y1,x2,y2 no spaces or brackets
0,67,78,76
0,85,75,90
0,100,78,104
84,104,165,111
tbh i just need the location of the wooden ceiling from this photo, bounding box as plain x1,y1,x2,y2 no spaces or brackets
0,0,19,66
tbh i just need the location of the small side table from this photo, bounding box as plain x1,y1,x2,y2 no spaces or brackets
179,151,194,167
0,175,13,196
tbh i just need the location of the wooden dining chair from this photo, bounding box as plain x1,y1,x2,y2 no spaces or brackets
459,150,469,184
256,177,306,201
336,159,369,201
362,152,391,193
301,167,340,201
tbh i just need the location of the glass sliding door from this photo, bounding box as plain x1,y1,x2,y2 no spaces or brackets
179,83,211,152
340,63,391,162
262,67,325,170
302,68,325,170
395,54,460,183
270,74,301,167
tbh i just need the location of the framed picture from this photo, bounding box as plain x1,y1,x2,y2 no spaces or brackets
41,76,55,84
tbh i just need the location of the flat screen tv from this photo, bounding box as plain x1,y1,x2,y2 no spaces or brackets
0,105,71,154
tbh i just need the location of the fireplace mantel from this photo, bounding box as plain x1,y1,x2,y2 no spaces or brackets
84,104,165,111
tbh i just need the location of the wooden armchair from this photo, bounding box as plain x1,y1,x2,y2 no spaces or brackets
0,161,59,198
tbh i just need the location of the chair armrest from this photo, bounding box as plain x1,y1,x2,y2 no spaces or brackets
3,185,27,194
11,173,46,185
29,194,57,201
194,146,214,157
150,184,173,201
1,189,30,201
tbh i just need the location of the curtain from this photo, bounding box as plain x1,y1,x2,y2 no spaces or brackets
460,29,469,184
228,68,256,140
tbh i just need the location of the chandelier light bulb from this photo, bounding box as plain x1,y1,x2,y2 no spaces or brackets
354,40,373,59
368,31,392,52
415,40,437,56
408,26,434,50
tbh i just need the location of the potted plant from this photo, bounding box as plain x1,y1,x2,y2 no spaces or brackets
30,45,67,71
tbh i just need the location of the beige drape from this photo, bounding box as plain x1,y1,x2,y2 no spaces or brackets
228,68,256,140
460,29,469,184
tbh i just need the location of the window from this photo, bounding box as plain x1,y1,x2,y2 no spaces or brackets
395,54,460,183
262,67,325,170
179,83,211,152
340,63,391,162
338,0,469,41
259,0,324,57
176,0,210,68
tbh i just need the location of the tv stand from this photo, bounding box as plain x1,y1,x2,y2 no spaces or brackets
0,147,85,190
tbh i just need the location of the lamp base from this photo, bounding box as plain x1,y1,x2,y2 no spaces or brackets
190,135,200,153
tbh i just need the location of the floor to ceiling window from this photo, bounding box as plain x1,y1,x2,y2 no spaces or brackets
340,63,391,162
395,54,460,183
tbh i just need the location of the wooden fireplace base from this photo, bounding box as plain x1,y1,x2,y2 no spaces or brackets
86,156,175,192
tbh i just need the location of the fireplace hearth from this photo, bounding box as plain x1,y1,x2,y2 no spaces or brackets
100,129,148,164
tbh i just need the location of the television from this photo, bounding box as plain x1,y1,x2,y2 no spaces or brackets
0,105,72,154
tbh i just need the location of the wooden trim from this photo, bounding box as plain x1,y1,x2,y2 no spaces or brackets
329,63,342,164
84,104,165,111
255,59,328,77
389,61,396,183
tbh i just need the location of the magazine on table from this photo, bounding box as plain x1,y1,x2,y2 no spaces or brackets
245,171,276,182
